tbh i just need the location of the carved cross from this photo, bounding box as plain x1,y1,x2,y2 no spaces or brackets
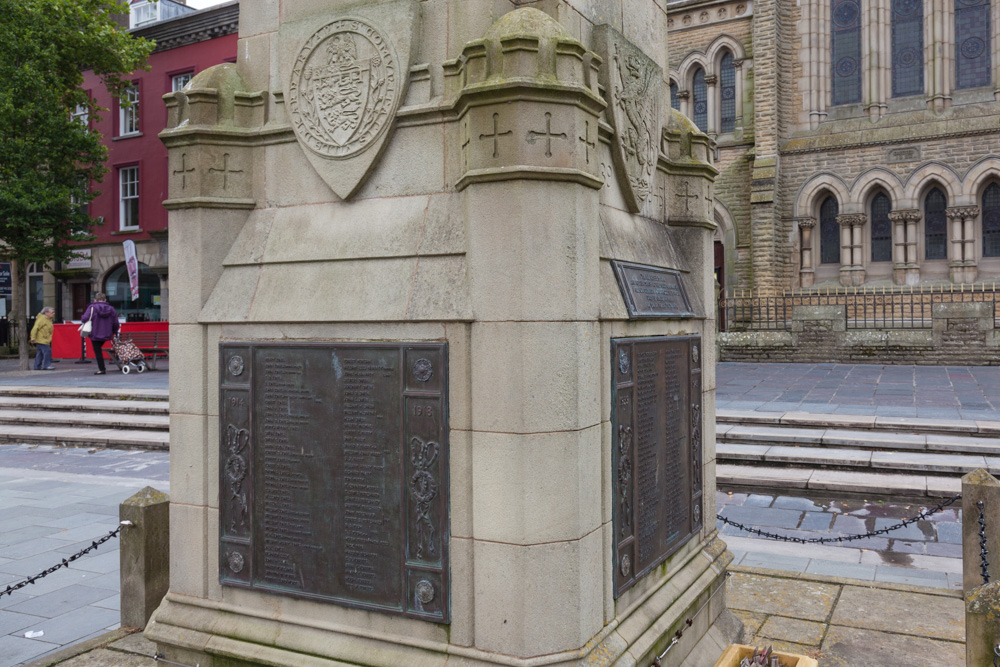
461,119,471,171
675,181,700,214
479,113,512,159
172,153,196,190
578,120,596,164
527,112,568,158
208,153,243,190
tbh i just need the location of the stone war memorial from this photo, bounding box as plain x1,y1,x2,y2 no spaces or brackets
147,1,740,665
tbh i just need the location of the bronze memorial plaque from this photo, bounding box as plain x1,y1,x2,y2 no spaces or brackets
218,342,449,623
611,260,695,319
611,336,703,598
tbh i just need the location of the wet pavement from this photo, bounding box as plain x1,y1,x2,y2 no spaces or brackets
718,362,1000,420
718,490,963,590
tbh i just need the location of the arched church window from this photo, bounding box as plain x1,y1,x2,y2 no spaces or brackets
831,0,862,105
891,0,924,97
871,192,893,262
692,68,708,132
983,183,1000,257
925,188,948,260
820,196,841,264
956,0,991,90
720,52,736,133
669,82,680,111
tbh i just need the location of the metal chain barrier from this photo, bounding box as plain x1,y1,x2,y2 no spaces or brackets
993,644,1000,667
716,494,961,545
650,573,730,666
0,522,127,598
979,500,991,585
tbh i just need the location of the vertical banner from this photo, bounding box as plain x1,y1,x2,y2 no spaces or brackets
122,240,139,301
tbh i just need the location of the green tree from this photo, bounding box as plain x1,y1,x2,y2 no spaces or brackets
0,0,152,369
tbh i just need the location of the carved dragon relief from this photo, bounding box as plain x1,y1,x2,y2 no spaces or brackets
594,25,663,213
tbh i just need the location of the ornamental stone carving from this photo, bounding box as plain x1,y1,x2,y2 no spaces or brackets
946,206,980,220
280,1,418,200
594,25,663,213
797,217,816,229
888,209,921,223
836,213,867,227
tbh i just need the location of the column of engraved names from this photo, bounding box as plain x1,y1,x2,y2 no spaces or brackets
341,357,389,594
261,357,313,587
662,348,684,541
635,349,660,563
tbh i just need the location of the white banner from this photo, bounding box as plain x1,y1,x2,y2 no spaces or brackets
123,240,139,301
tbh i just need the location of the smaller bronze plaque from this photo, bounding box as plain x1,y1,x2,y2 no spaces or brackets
611,261,695,319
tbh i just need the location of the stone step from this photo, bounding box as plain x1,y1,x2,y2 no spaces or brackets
717,463,960,499
0,408,168,431
0,423,169,450
0,385,168,402
0,395,169,415
717,442,995,475
718,423,1000,456
717,408,1000,437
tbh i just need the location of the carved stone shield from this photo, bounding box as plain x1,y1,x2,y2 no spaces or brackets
283,3,417,199
593,26,663,213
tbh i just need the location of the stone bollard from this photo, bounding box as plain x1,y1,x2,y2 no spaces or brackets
119,486,169,629
963,469,1000,666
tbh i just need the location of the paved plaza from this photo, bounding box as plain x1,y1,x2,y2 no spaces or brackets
718,362,1000,419
0,445,168,666
0,359,168,391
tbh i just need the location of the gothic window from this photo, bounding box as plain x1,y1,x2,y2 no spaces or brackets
831,0,862,105
956,0,991,89
692,68,708,132
871,192,893,262
983,183,1000,257
925,188,948,260
670,82,680,111
891,0,924,97
820,196,841,264
720,52,737,133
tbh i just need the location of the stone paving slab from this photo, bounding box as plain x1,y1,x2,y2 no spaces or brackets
764,446,871,466
727,573,839,622
0,397,168,415
820,625,964,667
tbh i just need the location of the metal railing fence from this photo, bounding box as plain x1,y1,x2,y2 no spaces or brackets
720,283,1000,331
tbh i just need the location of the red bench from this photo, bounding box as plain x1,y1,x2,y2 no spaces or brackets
120,330,169,370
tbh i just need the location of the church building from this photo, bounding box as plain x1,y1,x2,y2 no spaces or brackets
667,0,1000,293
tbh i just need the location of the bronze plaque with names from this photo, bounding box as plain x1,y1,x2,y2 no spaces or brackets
611,336,703,598
611,261,695,319
218,342,449,623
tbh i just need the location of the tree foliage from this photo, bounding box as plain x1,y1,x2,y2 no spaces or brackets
0,0,152,367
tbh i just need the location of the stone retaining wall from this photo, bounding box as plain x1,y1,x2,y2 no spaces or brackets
719,302,1000,364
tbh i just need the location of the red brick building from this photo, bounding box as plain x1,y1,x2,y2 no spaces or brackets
44,1,238,323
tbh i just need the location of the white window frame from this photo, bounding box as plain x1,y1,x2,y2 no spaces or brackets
119,166,140,231
119,85,139,137
131,0,157,28
26,263,43,318
71,103,88,128
171,72,193,92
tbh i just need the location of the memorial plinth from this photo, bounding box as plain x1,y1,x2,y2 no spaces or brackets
147,1,741,665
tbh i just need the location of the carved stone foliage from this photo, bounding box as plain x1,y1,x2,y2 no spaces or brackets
594,25,663,213
836,213,867,227
280,1,418,200
947,206,981,220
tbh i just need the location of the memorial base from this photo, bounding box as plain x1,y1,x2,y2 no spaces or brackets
146,535,740,667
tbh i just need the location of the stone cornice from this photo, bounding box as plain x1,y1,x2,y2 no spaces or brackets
131,1,238,53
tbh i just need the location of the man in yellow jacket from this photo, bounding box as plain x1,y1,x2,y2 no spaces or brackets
30,307,55,371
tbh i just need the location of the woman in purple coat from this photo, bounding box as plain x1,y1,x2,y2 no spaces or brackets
81,292,120,375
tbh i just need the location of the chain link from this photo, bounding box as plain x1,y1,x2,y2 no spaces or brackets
0,524,123,598
716,494,961,545
979,500,991,585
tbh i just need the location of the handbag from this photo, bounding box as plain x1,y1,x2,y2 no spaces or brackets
79,319,92,338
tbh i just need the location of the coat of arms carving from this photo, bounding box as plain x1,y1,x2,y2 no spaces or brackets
593,26,663,213
282,2,417,199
